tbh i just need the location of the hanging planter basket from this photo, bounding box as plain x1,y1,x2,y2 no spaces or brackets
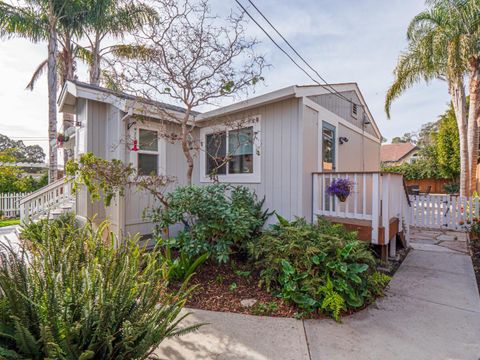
326,178,354,203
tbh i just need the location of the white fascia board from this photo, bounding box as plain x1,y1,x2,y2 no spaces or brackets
296,84,382,140
303,97,380,144
196,86,297,122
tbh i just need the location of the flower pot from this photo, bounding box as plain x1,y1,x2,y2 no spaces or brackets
336,194,348,202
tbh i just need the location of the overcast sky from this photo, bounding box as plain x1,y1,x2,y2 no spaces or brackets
0,0,451,154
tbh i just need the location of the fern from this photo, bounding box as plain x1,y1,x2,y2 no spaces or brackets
319,278,345,322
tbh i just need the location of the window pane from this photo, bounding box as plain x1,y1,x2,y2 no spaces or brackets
228,127,254,174
322,124,335,171
138,153,158,175
206,132,226,175
139,129,158,151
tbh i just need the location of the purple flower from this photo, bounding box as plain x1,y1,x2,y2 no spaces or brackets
326,178,354,198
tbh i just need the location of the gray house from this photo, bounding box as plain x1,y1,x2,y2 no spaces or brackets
20,80,410,258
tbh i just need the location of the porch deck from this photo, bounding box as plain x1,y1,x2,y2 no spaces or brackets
312,172,411,257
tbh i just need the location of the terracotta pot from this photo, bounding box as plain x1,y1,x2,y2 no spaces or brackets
336,194,348,202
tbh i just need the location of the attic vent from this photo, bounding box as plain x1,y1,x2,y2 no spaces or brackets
352,103,358,118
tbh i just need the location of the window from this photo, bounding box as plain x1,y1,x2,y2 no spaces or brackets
137,128,159,175
200,116,260,183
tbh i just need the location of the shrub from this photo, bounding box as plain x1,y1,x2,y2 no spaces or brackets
151,184,271,263
248,215,390,320
19,212,77,243
0,220,200,359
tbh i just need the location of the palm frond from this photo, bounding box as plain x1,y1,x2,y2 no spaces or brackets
25,59,48,91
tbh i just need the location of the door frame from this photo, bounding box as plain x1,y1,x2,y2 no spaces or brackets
318,118,339,172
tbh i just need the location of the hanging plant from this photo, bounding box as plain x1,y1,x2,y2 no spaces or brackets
56,132,69,147
326,178,354,202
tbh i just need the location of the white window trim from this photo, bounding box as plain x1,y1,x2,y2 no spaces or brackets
199,115,261,183
129,122,167,176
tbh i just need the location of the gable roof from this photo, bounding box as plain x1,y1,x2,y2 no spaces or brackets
58,80,198,119
381,143,418,162
58,81,381,139
196,82,382,140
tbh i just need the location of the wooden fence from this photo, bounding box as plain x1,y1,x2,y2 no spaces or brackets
0,192,30,218
410,194,478,230
405,178,452,194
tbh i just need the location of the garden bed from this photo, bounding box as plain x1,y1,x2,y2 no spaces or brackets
469,237,480,292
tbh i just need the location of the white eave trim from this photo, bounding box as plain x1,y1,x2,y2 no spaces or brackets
196,86,297,121
58,81,187,121
303,97,381,144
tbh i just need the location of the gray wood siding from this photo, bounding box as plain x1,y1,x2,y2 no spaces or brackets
301,106,319,222
308,91,377,137
192,98,302,222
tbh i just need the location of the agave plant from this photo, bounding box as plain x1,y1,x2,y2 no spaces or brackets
0,219,202,359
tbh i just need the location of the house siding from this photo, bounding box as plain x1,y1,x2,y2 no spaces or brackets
308,91,377,137
193,97,302,223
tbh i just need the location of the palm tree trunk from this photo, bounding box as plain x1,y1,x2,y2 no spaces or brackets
47,18,58,182
89,32,101,85
468,58,480,195
449,79,468,197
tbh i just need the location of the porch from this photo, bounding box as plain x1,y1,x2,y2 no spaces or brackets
312,171,411,259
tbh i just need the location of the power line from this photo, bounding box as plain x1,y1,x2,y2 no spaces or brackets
245,0,359,107
235,0,363,109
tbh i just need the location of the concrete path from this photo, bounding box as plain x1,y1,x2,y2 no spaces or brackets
155,229,480,360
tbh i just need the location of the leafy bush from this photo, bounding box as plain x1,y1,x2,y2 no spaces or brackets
248,215,390,320
443,183,460,194
19,212,77,243
0,220,200,359
159,247,209,282
152,184,271,263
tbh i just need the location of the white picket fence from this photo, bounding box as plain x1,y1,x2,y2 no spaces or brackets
410,194,479,230
0,192,30,218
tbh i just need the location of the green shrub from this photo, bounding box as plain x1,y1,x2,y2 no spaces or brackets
151,184,271,263
19,212,77,243
0,220,200,359
159,247,209,282
248,215,390,320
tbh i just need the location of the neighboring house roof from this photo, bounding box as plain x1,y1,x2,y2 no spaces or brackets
381,143,418,162
58,81,381,140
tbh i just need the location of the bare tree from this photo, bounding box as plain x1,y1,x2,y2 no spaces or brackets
111,0,265,184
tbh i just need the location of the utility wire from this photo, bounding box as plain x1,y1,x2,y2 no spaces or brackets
245,0,360,107
235,0,364,109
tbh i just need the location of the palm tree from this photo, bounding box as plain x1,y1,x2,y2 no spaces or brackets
385,2,471,196
80,0,156,85
0,0,76,181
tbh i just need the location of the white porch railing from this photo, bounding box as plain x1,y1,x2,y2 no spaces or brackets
0,192,30,218
312,172,411,246
410,194,479,230
19,178,75,223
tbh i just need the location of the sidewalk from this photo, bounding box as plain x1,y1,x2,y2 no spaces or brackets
154,229,480,360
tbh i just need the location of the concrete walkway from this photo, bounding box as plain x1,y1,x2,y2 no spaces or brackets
155,228,480,360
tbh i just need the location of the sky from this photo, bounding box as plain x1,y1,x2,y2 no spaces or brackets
0,0,451,155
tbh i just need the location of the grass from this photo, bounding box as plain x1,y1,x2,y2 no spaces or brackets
0,218,20,228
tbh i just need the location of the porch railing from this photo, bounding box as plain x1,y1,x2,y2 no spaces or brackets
312,172,410,246
19,177,75,223
0,192,30,218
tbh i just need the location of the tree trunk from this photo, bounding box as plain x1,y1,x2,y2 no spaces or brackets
47,18,58,182
181,111,194,185
449,79,468,197
89,33,101,86
468,58,480,195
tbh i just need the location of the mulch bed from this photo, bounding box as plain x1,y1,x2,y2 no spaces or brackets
183,260,301,318
469,237,480,292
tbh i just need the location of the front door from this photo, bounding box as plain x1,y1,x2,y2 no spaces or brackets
322,121,336,172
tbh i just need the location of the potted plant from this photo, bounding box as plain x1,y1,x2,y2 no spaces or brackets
326,178,354,202
56,132,70,147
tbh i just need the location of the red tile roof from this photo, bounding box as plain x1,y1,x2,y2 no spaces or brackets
381,143,418,162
